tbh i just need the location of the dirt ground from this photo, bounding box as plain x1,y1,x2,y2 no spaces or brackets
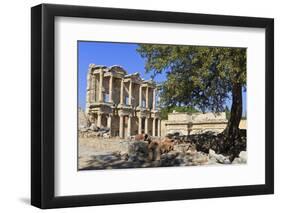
78,136,247,170
78,137,131,170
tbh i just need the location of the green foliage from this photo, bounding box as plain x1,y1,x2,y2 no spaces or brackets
160,106,199,120
137,44,246,113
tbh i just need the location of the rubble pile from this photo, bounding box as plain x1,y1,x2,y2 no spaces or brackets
79,123,111,138
80,139,246,170
167,130,246,161
125,142,235,167
79,130,247,170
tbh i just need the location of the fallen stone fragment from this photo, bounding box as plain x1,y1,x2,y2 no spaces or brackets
209,149,231,164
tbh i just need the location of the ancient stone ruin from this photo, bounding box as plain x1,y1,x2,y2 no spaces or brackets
162,111,229,136
85,64,161,138
78,65,247,169
80,64,245,139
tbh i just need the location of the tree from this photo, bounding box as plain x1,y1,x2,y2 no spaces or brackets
137,44,246,147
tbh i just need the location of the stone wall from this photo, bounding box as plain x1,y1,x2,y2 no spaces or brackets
161,112,246,136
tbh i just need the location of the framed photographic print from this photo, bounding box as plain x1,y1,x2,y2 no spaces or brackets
31,3,274,209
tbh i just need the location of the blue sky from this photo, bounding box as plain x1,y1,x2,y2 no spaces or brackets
78,41,246,116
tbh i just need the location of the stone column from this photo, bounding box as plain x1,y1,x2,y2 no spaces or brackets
127,115,132,137
138,116,142,134
145,117,148,134
152,88,156,110
157,119,161,137
119,115,124,138
128,80,132,106
152,118,156,137
139,85,142,108
86,72,92,103
97,112,102,127
107,114,112,129
146,86,149,109
109,75,113,103
120,79,124,105
98,70,104,102
92,75,96,103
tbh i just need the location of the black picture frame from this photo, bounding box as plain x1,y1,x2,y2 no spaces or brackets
31,3,274,209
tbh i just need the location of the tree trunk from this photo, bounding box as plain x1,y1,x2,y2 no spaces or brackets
225,83,242,149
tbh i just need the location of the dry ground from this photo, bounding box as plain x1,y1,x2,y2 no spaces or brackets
79,137,134,170
78,136,246,170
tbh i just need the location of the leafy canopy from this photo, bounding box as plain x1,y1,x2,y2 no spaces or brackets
137,44,246,113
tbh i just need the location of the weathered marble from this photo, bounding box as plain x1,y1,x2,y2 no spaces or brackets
85,64,161,138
